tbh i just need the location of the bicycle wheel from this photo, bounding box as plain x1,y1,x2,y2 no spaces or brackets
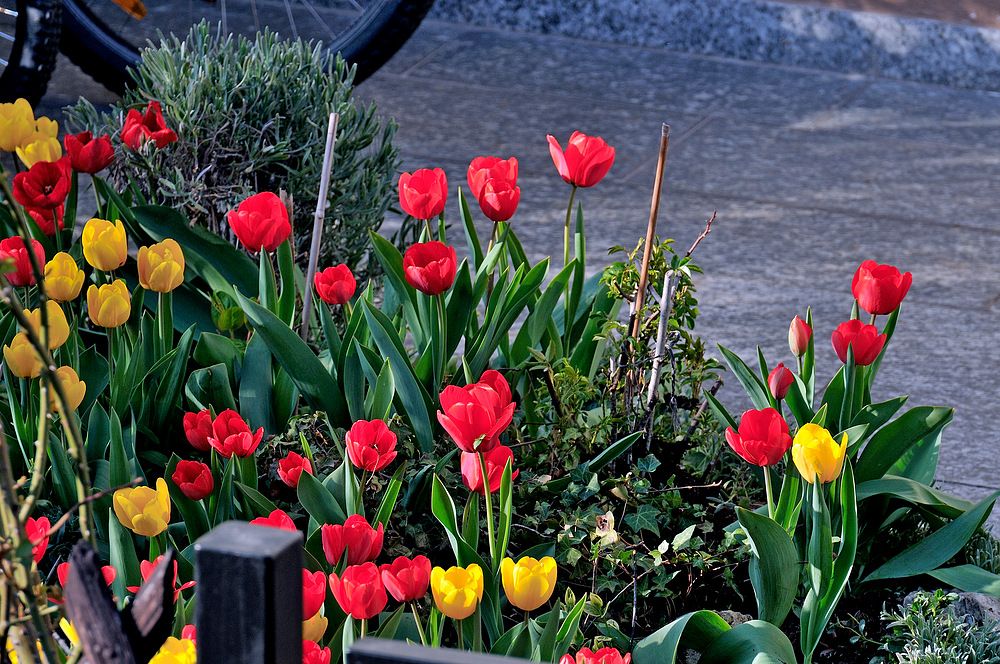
60,0,436,94
0,0,61,104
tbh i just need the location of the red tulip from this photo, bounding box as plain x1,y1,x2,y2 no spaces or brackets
725,408,792,467
398,168,447,219
788,315,812,358
278,451,313,488
851,260,912,315
121,101,177,151
64,131,114,174
379,555,431,603
303,568,327,620
58,561,116,588
208,409,264,459
303,640,332,664
171,460,215,500
226,192,291,254
345,419,397,472
831,319,886,366
11,157,71,210
547,132,615,188
461,444,519,495
250,509,297,532
562,647,632,664
25,204,64,236
181,625,197,646
328,562,388,620
478,178,521,222
767,363,794,400
313,264,356,305
127,555,195,600
25,516,50,564
467,156,518,200
321,514,383,566
437,370,515,453
0,236,45,287
183,409,213,452
402,241,457,296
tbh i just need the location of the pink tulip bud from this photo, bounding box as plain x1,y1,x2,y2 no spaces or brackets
788,315,812,358
767,363,794,400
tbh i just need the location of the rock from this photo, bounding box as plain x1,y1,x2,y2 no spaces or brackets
948,593,1000,627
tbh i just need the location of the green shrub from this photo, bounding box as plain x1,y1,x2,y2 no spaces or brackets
65,21,399,275
882,590,1000,664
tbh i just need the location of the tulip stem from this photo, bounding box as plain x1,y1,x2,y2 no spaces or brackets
411,602,428,646
360,618,367,638
563,185,578,268
436,293,448,387
423,217,433,240
870,313,876,326
764,466,775,520
456,618,464,650
355,468,367,515
478,451,497,568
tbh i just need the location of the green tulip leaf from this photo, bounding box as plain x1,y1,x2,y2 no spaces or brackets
374,461,407,530
108,508,141,605
297,471,348,526
927,565,1000,595
698,620,797,664
633,611,731,664
855,406,953,483
856,476,972,520
717,345,771,411
737,508,798,627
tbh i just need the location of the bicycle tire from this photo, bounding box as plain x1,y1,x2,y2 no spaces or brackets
59,0,436,94
0,0,61,105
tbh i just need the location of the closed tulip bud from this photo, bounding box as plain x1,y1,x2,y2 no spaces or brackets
44,252,84,302
831,319,886,366
788,315,812,357
302,640,332,664
437,370,515,453
182,409,213,452
547,131,615,188
461,445,519,495
277,451,313,488
49,366,86,414
16,135,62,168
852,260,912,315
82,218,128,271
303,569,327,620
249,508,297,531
137,239,185,293
725,408,792,467
564,647,632,664
24,301,69,349
767,363,794,400
792,423,847,484
226,192,291,254
87,280,131,328
0,98,36,152
430,564,483,620
302,613,328,643
11,157,71,210
321,514,383,566
64,131,114,174
479,178,521,222
398,168,447,219
170,460,214,501
0,236,45,287
121,101,177,151
208,409,264,458
501,555,557,611
113,478,171,537
402,241,457,296
3,333,42,379
467,156,518,201
329,563,388,620
345,419,397,472
380,555,432,603
313,264,356,305
25,516,50,563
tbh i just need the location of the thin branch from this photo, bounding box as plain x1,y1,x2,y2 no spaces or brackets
41,479,141,538
685,211,716,258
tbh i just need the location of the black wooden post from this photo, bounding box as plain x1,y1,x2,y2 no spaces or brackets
347,638,534,664
194,521,303,664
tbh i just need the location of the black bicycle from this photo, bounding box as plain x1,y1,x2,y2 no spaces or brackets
1,0,436,103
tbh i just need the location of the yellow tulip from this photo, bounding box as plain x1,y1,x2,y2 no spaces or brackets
500,555,557,611
430,564,483,620
24,301,70,350
82,218,128,271
35,116,58,139
59,619,79,646
148,636,196,664
3,333,42,379
0,98,35,152
113,477,171,537
138,239,185,293
44,252,85,302
49,366,86,414
16,135,62,168
87,280,131,328
791,423,848,484
302,612,328,642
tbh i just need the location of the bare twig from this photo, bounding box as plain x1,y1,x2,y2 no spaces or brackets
686,211,716,258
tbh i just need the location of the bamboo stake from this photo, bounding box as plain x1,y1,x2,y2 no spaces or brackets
630,124,670,341
300,113,339,341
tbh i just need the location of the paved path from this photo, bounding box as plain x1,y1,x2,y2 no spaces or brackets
40,15,1000,522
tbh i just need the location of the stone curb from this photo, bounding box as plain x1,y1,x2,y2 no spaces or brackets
429,0,1000,90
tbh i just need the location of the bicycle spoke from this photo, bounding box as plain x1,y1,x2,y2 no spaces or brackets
299,0,339,41
0,31,15,41
0,56,7,66
249,0,260,35
282,0,298,40
0,6,17,15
